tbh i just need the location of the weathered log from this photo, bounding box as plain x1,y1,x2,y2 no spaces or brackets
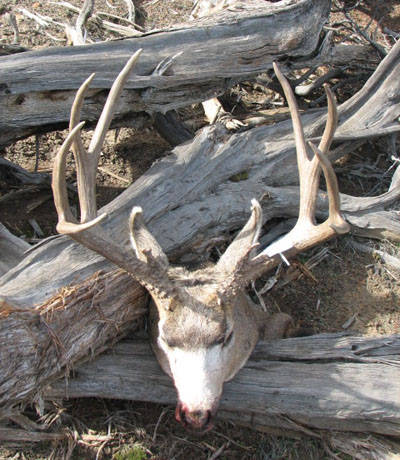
1,39,400,413
2,38,400,303
0,0,380,149
0,270,147,413
0,157,49,186
47,333,400,437
0,223,30,277
153,111,194,146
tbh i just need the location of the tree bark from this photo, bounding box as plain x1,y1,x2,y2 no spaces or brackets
1,34,400,414
0,0,379,149
0,270,148,412
47,333,400,437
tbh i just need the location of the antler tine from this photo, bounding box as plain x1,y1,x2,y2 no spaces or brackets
129,207,170,268
318,84,338,154
53,49,142,232
273,62,318,224
273,63,309,161
53,119,108,233
70,73,95,154
69,73,97,222
311,84,348,233
308,142,350,234
53,122,83,229
218,66,350,295
88,49,142,160
216,199,262,274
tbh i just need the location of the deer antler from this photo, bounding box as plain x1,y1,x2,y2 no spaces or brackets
218,62,350,293
52,50,174,296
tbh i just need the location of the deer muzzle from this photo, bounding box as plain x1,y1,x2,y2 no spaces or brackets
175,402,214,432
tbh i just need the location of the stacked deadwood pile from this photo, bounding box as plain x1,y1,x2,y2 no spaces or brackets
1,0,400,457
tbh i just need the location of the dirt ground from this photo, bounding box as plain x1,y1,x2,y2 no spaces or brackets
1,0,400,459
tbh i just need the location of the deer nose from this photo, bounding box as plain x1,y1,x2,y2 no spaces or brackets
175,403,213,432
186,410,212,430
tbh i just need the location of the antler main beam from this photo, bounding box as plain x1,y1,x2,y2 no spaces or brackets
51,50,174,294
261,62,350,254
54,50,142,232
220,63,350,292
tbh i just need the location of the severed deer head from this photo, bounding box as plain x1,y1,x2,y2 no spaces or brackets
52,49,350,432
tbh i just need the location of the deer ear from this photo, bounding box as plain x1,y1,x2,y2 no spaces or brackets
216,199,262,274
257,312,294,341
129,207,170,268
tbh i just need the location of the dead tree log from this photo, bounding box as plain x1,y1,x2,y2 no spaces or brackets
45,334,400,458
1,39,400,414
47,333,400,437
0,0,379,149
0,223,30,277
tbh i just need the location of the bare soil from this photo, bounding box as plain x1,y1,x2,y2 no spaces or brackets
0,1,399,459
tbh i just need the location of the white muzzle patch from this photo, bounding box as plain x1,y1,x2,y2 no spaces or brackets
164,346,224,412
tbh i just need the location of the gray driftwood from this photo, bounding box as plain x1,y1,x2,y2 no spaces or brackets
1,39,400,415
0,223,30,277
0,157,49,186
47,333,400,436
0,0,380,149
46,334,400,458
46,331,400,458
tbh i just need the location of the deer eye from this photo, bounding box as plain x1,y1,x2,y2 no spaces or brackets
222,330,234,347
213,330,233,347
159,335,177,349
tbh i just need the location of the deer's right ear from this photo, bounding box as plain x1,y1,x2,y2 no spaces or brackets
129,207,170,268
216,199,262,275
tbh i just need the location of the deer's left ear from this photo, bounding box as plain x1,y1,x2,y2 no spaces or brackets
257,312,294,341
216,199,262,274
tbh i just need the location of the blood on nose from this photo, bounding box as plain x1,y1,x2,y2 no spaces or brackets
175,403,213,432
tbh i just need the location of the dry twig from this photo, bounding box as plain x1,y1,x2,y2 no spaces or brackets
4,12,20,44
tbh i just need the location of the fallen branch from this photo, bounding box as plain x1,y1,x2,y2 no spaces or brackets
46,334,400,441
51,0,144,35
350,240,400,272
0,224,30,277
0,0,350,149
17,7,67,44
0,157,50,186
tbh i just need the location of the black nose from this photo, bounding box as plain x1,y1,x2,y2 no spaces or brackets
185,409,212,429
175,404,213,432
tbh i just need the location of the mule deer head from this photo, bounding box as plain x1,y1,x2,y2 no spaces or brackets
52,50,350,432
